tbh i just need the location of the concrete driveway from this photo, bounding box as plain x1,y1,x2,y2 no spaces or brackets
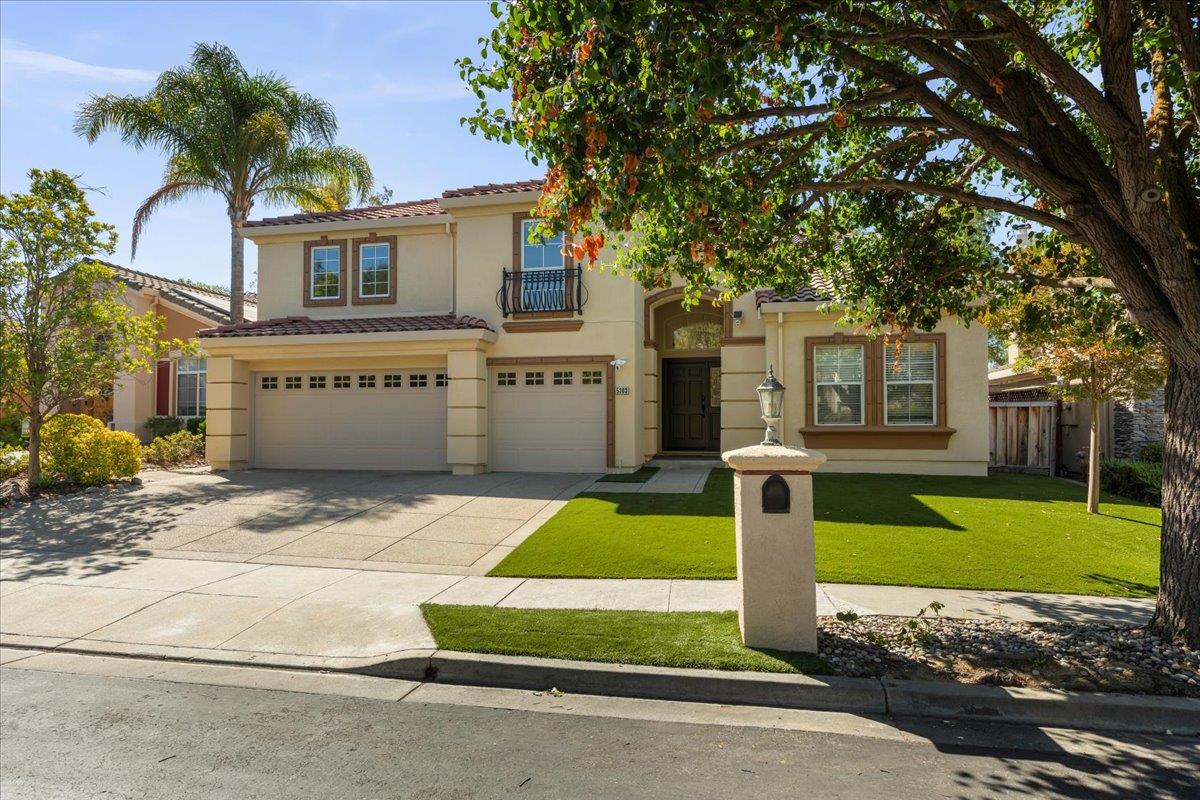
1,468,596,576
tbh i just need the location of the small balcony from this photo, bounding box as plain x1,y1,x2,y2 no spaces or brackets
497,267,587,318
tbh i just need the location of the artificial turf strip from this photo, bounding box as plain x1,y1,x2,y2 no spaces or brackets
487,470,1162,598
421,605,830,674
596,466,660,483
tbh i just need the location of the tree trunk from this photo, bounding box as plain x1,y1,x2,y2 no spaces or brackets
1086,400,1100,514
1151,359,1200,647
229,214,245,324
26,410,41,486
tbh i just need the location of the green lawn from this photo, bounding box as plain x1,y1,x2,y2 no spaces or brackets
489,470,1162,597
421,605,829,674
596,466,660,483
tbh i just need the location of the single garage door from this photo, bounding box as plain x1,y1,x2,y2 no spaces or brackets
489,364,607,472
253,370,448,470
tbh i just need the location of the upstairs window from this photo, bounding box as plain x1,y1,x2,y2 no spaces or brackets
521,219,565,271
176,358,207,418
310,245,341,299
813,345,864,426
885,342,936,425
359,242,390,298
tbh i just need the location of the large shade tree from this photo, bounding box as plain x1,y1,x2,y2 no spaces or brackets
462,1,1200,644
75,43,373,323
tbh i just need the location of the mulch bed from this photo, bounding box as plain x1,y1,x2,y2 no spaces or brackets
0,475,142,506
818,615,1200,697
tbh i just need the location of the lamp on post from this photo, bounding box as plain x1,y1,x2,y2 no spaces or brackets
756,366,785,446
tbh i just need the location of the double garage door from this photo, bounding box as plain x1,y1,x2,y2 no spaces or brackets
252,363,607,472
253,370,449,470
488,364,607,472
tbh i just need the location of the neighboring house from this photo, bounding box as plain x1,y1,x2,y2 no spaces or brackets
987,351,1163,475
82,264,257,442
200,180,988,475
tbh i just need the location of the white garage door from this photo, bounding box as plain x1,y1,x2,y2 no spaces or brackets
253,370,448,470
489,364,607,472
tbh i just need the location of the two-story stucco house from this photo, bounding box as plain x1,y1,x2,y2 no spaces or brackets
200,180,989,476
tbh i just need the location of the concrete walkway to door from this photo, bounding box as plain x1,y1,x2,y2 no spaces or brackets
1,468,596,576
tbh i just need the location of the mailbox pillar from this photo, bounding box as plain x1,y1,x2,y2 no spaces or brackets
722,443,827,652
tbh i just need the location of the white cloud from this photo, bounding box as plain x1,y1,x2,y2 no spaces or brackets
0,41,154,83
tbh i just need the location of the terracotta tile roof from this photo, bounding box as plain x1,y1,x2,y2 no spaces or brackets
198,314,491,339
441,179,543,198
101,261,256,324
244,198,445,228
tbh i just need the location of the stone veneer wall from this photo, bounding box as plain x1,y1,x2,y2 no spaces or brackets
1112,387,1165,458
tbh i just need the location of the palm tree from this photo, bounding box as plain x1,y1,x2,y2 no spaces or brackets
75,43,372,322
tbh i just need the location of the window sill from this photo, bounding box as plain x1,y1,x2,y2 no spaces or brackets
798,426,956,450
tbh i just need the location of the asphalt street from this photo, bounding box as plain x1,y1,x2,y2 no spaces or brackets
1,657,1197,799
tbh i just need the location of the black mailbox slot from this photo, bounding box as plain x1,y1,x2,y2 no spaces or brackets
762,474,790,514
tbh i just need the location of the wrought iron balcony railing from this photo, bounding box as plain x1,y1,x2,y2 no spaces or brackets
497,267,586,318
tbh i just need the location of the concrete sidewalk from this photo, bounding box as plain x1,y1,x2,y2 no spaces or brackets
0,551,1155,670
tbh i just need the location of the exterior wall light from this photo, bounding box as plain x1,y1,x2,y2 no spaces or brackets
756,365,785,446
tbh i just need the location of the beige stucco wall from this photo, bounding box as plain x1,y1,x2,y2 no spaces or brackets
764,307,989,475
251,224,454,319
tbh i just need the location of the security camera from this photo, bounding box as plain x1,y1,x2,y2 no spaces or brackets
610,358,627,370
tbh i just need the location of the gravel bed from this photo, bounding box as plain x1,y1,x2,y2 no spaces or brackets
817,615,1200,697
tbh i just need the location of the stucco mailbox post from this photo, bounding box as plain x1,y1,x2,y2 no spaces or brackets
722,366,826,652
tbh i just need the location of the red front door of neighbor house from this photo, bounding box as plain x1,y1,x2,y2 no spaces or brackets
155,360,171,415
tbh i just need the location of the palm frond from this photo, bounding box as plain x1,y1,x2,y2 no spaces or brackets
131,181,206,258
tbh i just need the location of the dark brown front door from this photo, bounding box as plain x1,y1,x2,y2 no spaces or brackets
662,358,721,452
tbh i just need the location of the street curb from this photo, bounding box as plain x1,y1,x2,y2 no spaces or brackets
419,651,886,713
4,638,1196,735
384,650,1199,735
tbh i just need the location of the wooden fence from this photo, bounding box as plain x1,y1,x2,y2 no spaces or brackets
989,401,1055,473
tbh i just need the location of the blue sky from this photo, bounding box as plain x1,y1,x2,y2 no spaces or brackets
0,0,533,290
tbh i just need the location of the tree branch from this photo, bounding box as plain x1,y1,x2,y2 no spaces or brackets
704,116,943,160
785,177,1082,237
1164,0,1200,130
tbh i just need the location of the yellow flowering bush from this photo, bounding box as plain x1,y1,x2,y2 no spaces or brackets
42,413,141,485
143,431,204,466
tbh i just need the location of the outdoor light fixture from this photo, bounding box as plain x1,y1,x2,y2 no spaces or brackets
756,365,785,446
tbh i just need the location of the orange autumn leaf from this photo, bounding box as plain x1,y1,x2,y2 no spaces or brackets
832,110,847,128
989,76,1006,95
623,153,640,173
626,175,639,195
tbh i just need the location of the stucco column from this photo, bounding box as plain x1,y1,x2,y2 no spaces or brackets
205,356,249,470
447,348,488,475
722,444,827,652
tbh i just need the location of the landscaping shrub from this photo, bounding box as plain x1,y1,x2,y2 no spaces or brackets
1,445,29,480
185,416,205,435
42,413,141,485
0,415,25,447
1138,441,1164,464
1100,458,1162,506
144,415,185,438
143,431,205,466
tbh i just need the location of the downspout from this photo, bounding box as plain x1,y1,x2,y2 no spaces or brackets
777,311,785,444
447,221,457,316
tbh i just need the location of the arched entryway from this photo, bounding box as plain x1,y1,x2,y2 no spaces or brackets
645,289,726,454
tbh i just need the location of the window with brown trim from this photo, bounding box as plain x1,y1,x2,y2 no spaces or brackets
801,333,953,449
303,239,347,307
351,234,398,305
